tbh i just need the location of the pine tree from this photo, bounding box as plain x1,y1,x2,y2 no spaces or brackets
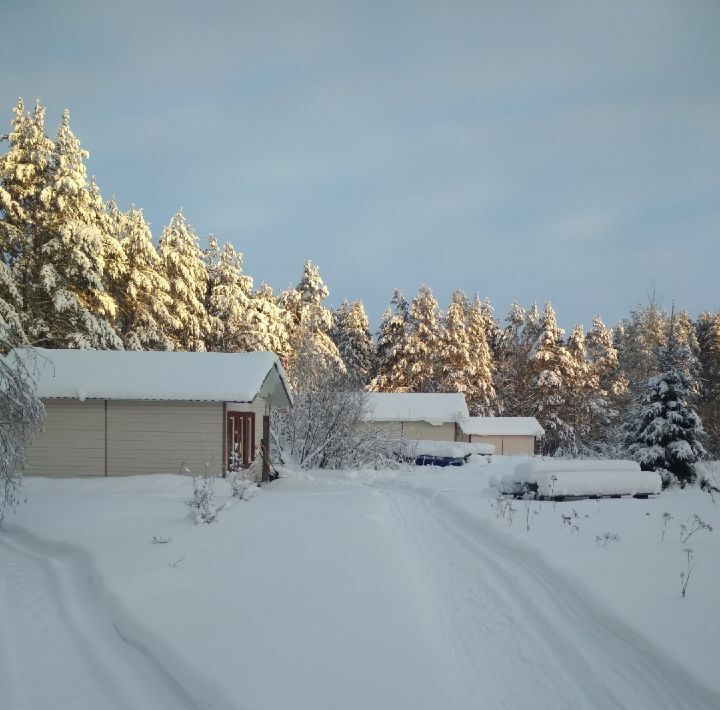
467,296,498,415
159,211,210,351
245,282,292,360
564,323,618,453
494,303,538,416
403,285,442,392
438,291,473,395
696,311,720,456
1,102,121,348
280,260,342,386
626,316,706,483
529,302,575,455
585,317,624,449
98,196,128,314
205,238,253,352
370,290,412,392
331,300,375,384
616,300,669,399
116,208,175,350
438,292,496,414
0,100,54,342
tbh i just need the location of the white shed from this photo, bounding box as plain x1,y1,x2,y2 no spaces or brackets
13,348,292,481
459,417,544,455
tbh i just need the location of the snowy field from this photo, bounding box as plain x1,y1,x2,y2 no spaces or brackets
2,459,719,710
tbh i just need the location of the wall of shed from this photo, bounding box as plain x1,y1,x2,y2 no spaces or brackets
469,434,536,455
398,421,457,442
25,399,226,477
106,401,223,476
25,400,106,477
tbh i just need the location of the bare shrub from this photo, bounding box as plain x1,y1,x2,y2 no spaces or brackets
595,532,621,547
188,470,221,524
679,515,713,543
228,470,258,501
680,548,696,598
274,335,392,469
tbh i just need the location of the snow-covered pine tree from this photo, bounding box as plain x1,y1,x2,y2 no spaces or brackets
331,300,376,384
616,300,669,399
280,260,343,387
1,103,121,348
493,303,538,416
98,195,128,313
244,282,292,362
529,302,576,455
0,219,23,341
403,285,442,392
565,323,617,454
370,290,413,392
438,291,473,395
438,292,496,414
159,211,210,351
696,311,720,456
116,207,176,350
205,239,253,352
467,296,498,415
585,316,624,449
479,297,501,354
625,314,706,484
0,101,42,342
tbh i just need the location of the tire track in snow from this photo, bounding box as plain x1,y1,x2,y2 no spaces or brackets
0,526,237,710
372,481,720,710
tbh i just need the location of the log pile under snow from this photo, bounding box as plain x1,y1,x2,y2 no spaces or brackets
499,459,662,498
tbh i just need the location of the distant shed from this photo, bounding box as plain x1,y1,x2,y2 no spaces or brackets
459,417,544,455
11,348,292,481
365,393,469,441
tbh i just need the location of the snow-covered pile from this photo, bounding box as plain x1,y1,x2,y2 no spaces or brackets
398,439,495,458
500,459,662,497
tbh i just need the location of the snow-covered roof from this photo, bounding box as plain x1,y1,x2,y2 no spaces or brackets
9,348,292,406
460,416,544,437
365,393,470,426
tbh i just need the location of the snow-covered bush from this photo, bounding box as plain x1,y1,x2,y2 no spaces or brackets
188,471,220,524
275,335,392,469
228,470,258,501
0,342,45,524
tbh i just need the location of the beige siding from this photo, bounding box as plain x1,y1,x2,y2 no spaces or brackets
106,401,223,476
501,435,535,455
400,421,456,442
25,400,106,477
470,433,536,455
470,434,504,453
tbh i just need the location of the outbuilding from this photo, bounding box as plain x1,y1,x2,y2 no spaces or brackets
14,348,292,481
365,392,470,441
459,416,544,455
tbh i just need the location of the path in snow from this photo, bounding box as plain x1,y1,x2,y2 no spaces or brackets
0,527,233,710
371,479,720,710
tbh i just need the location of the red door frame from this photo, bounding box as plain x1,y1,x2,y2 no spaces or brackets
225,411,255,472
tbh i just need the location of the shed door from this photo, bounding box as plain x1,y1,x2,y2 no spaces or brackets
226,412,255,471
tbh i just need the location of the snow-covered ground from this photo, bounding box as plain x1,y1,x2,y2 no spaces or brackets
2,459,719,710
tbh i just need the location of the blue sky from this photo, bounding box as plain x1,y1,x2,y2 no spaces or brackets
2,0,719,330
